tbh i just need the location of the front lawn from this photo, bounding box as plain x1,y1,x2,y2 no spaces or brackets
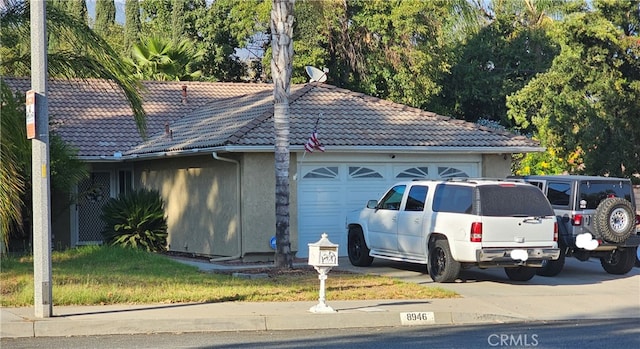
0,246,457,306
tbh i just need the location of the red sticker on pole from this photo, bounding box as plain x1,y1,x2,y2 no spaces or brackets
26,90,36,139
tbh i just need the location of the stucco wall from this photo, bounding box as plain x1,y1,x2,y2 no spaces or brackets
482,154,513,177
135,155,240,257
240,153,298,259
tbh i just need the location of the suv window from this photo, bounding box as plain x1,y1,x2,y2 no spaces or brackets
433,184,473,214
405,185,428,211
547,182,571,207
478,185,554,217
578,181,633,209
378,185,405,210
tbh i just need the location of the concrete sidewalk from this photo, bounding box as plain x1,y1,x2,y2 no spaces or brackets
2,257,639,338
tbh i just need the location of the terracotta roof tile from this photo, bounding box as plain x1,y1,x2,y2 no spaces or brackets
3,78,539,158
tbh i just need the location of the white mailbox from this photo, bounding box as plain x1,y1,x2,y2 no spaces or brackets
308,233,339,267
307,233,339,313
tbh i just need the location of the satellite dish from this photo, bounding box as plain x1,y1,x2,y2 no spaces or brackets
305,66,328,83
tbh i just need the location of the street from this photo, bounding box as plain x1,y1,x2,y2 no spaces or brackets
2,318,639,349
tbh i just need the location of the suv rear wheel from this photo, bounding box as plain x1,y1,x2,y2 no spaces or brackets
428,239,460,283
347,227,373,267
600,248,636,275
504,266,537,281
537,247,565,277
593,197,635,243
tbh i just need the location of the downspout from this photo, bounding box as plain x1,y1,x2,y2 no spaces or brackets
210,152,242,262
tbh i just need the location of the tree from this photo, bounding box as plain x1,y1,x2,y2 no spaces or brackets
0,0,147,249
127,36,203,81
0,83,89,251
194,0,261,81
68,0,89,24
124,0,141,51
171,0,186,44
0,0,146,134
507,3,640,177
271,0,295,269
435,0,582,126
94,0,116,37
0,83,27,250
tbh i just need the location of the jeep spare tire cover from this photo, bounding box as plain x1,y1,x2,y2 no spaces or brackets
593,197,635,243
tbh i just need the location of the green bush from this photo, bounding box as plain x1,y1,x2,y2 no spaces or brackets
101,189,168,252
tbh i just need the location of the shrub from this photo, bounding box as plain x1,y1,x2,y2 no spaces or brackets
101,189,168,252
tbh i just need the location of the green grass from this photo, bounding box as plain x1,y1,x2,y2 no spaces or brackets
0,246,458,306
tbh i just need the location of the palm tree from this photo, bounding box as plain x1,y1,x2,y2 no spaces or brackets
271,0,295,269
0,0,147,251
127,36,203,81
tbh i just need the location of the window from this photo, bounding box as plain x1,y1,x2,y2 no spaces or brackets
405,185,428,211
433,184,473,214
547,182,571,207
349,166,382,178
438,166,469,178
378,185,406,211
303,166,339,179
118,170,133,195
397,167,429,178
579,181,632,209
479,185,554,217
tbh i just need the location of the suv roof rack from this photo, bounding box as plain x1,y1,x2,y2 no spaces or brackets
444,177,524,183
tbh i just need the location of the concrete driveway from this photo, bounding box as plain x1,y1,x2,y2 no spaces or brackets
337,257,640,321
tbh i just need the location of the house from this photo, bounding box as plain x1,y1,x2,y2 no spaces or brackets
4,77,543,260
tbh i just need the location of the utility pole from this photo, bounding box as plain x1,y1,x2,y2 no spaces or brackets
30,0,52,318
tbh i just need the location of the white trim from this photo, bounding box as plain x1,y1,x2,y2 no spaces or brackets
77,144,544,162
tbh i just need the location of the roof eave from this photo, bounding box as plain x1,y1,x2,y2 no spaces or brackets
220,145,546,154
77,145,545,162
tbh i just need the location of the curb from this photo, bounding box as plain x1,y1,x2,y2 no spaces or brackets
1,309,524,338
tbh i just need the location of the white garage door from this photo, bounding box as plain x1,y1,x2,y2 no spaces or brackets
297,162,479,257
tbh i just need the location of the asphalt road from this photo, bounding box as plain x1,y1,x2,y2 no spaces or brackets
2,318,638,349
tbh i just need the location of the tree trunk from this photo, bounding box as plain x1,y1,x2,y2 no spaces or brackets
271,0,295,269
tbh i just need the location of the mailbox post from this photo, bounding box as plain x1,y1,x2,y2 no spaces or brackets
307,233,339,313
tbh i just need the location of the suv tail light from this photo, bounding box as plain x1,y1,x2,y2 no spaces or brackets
470,222,482,242
554,222,558,241
571,214,583,226
635,214,640,226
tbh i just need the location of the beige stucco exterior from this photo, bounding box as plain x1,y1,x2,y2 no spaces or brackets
130,152,299,260
482,154,513,177
135,155,240,257
239,153,298,260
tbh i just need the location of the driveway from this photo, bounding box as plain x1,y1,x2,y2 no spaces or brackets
337,257,640,320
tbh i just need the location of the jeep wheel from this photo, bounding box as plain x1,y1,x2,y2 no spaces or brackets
593,197,635,243
347,227,373,267
600,248,636,275
504,266,536,281
428,239,460,283
537,248,565,277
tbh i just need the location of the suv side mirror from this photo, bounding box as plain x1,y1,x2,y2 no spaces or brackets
366,200,378,209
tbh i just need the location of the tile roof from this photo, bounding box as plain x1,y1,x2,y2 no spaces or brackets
3,78,540,159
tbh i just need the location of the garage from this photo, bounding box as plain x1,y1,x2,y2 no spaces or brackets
296,155,480,257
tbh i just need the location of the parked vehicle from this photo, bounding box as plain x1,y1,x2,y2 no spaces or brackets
345,178,560,283
516,175,640,276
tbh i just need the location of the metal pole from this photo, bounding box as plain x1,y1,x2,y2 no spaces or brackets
31,0,52,318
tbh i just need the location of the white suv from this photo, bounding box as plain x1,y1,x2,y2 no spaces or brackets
345,178,560,282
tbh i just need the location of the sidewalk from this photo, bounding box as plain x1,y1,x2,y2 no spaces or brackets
2,257,638,338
